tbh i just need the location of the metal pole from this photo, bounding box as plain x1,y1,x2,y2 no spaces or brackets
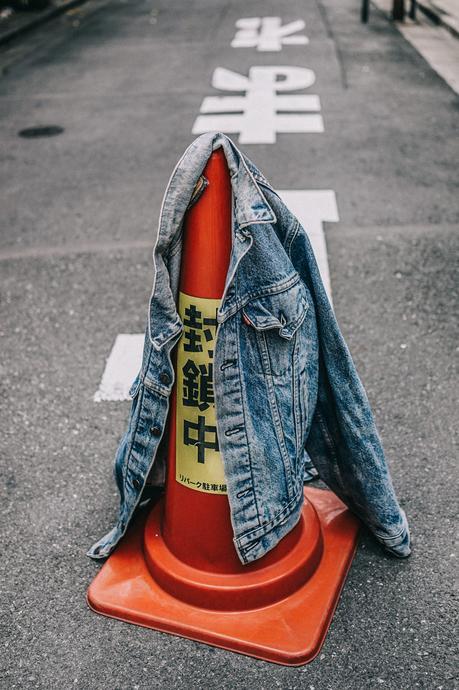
361,0,370,23
392,0,405,21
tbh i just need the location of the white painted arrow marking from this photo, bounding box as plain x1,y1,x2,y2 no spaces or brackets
278,189,339,300
93,333,144,402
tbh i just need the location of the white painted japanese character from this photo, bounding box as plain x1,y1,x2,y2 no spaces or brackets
231,17,308,52
192,66,324,144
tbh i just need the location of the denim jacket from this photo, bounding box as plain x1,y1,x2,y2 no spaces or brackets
88,132,410,564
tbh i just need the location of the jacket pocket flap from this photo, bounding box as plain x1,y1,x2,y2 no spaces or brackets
242,281,308,340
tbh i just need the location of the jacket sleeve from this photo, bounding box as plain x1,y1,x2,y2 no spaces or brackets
288,219,411,557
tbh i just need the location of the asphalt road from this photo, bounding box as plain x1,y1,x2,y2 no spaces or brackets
0,0,458,688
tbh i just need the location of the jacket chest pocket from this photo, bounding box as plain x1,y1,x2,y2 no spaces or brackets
240,280,309,377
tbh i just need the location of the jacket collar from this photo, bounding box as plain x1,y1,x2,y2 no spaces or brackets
148,133,277,349
157,133,276,251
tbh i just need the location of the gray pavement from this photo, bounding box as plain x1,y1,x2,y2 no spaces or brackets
0,0,458,688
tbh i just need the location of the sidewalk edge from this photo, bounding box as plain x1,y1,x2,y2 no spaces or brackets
0,0,89,46
417,1,459,39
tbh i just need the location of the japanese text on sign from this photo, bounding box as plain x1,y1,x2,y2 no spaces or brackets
175,292,227,494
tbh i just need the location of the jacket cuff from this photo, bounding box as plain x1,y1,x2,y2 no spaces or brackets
373,510,411,558
86,525,119,560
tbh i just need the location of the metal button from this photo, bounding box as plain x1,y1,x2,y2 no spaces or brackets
133,478,142,490
150,426,161,437
159,372,171,385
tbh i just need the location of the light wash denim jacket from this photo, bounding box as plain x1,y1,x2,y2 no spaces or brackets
88,133,410,564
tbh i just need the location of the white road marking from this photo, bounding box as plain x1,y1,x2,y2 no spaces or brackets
278,189,339,301
94,191,339,401
93,333,144,402
192,66,324,144
231,17,309,51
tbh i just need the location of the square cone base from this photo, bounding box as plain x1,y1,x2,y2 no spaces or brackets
87,487,360,666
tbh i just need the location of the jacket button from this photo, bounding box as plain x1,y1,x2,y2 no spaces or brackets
133,478,142,490
159,372,171,385
150,426,161,437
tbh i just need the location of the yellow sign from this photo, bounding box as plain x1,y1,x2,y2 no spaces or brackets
175,291,227,494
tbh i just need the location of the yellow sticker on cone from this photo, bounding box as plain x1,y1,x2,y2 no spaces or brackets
175,291,227,494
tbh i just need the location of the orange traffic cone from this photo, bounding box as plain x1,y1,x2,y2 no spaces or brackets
87,150,360,665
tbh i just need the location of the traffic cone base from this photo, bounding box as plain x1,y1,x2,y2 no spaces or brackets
87,487,359,666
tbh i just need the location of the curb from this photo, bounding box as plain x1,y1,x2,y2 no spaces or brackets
0,0,89,46
416,1,459,39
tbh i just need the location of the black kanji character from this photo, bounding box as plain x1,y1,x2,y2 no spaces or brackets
182,360,214,411
203,310,218,344
183,416,219,463
203,309,218,328
183,304,203,352
183,328,202,353
184,304,202,329
182,360,199,407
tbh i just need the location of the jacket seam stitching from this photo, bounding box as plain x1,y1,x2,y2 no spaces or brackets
235,320,261,528
293,337,303,463
122,384,146,485
259,331,296,501
123,337,155,486
286,219,300,259
146,138,198,347
151,321,183,351
316,405,340,463
219,273,301,323
235,490,303,546
253,176,283,203
373,523,407,543
168,233,183,258
116,342,174,552
242,297,308,337
237,155,277,228
142,377,171,397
